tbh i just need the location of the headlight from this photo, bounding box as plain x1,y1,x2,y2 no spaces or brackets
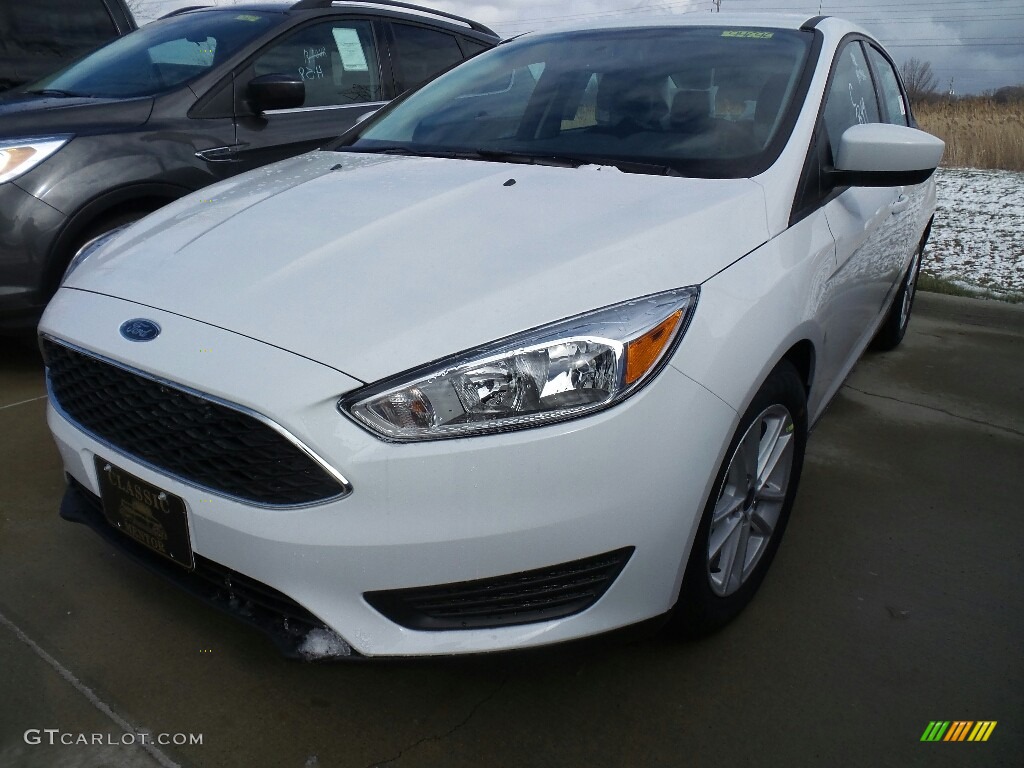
61,226,128,285
341,287,698,441
0,135,72,185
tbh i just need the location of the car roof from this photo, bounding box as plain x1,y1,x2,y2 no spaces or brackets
167,1,498,40
520,12,873,45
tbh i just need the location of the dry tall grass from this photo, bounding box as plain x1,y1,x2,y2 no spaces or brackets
914,100,1024,171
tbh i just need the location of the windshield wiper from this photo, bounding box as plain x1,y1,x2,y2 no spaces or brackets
570,156,684,177
340,146,463,160
374,147,440,157
473,151,683,176
27,88,88,98
344,147,568,165
468,149,586,168
347,146,683,176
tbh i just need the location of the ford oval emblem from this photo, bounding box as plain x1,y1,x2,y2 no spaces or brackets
119,319,161,342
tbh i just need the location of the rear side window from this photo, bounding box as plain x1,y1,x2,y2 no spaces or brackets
391,23,463,91
823,41,881,158
865,45,908,126
0,0,119,90
459,38,489,58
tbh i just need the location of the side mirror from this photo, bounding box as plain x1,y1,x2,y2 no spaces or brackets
830,123,945,187
355,109,378,125
247,74,305,114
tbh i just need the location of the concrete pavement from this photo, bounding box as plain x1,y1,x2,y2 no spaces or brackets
1,292,1021,767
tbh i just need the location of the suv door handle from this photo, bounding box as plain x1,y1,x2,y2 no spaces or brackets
196,144,249,163
890,194,909,214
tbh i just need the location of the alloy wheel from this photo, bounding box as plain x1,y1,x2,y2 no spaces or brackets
707,404,795,597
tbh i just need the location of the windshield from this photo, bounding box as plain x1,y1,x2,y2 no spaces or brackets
26,10,279,98
346,27,813,177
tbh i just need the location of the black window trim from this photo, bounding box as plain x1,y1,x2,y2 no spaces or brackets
101,0,139,34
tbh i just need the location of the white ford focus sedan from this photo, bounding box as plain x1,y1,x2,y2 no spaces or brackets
40,13,943,659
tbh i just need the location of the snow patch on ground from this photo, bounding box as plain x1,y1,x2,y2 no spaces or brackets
926,168,1024,294
298,628,352,660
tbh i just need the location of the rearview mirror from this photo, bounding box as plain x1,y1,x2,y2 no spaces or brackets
830,123,945,187
248,74,305,114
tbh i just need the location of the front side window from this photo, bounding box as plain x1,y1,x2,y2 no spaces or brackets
346,27,813,178
252,19,382,107
865,46,908,126
27,10,278,98
823,42,881,158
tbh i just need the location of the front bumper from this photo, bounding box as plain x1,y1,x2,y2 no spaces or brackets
41,288,737,657
59,477,355,659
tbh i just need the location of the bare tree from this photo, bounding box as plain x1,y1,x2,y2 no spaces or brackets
900,58,938,102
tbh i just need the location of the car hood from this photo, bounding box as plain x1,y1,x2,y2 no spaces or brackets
0,94,153,136
67,151,769,383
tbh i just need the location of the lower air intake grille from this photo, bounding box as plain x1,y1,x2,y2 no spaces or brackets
365,547,634,630
43,339,345,506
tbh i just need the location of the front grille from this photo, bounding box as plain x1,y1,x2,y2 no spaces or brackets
365,547,634,630
43,339,345,506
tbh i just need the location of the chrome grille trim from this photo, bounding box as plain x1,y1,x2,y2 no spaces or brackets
43,335,352,509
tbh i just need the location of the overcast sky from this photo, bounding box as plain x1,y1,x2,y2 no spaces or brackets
134,0,1024,95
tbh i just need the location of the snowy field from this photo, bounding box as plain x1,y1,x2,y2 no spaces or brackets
926,168,1024,296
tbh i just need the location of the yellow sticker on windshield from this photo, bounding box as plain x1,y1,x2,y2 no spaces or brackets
235,14,261,21
721,30,774,39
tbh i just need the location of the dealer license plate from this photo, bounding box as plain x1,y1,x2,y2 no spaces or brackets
94,457,194,569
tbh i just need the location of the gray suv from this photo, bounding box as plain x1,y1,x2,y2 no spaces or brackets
0,0,497,333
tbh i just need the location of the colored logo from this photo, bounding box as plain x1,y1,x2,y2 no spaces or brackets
921,721,997,742
119,319,161,342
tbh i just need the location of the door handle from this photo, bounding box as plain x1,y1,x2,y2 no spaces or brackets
890,194,909,214
195,144,249,163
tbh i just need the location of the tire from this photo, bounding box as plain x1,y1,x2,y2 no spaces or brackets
667,360,808,638
872,246,922,352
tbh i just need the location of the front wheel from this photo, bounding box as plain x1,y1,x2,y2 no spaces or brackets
667,360,807,638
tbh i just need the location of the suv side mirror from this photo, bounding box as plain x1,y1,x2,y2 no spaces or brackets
830,123,945,187
248,74,305,113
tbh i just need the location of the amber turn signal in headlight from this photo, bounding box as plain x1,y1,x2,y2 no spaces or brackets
341,288,699,441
